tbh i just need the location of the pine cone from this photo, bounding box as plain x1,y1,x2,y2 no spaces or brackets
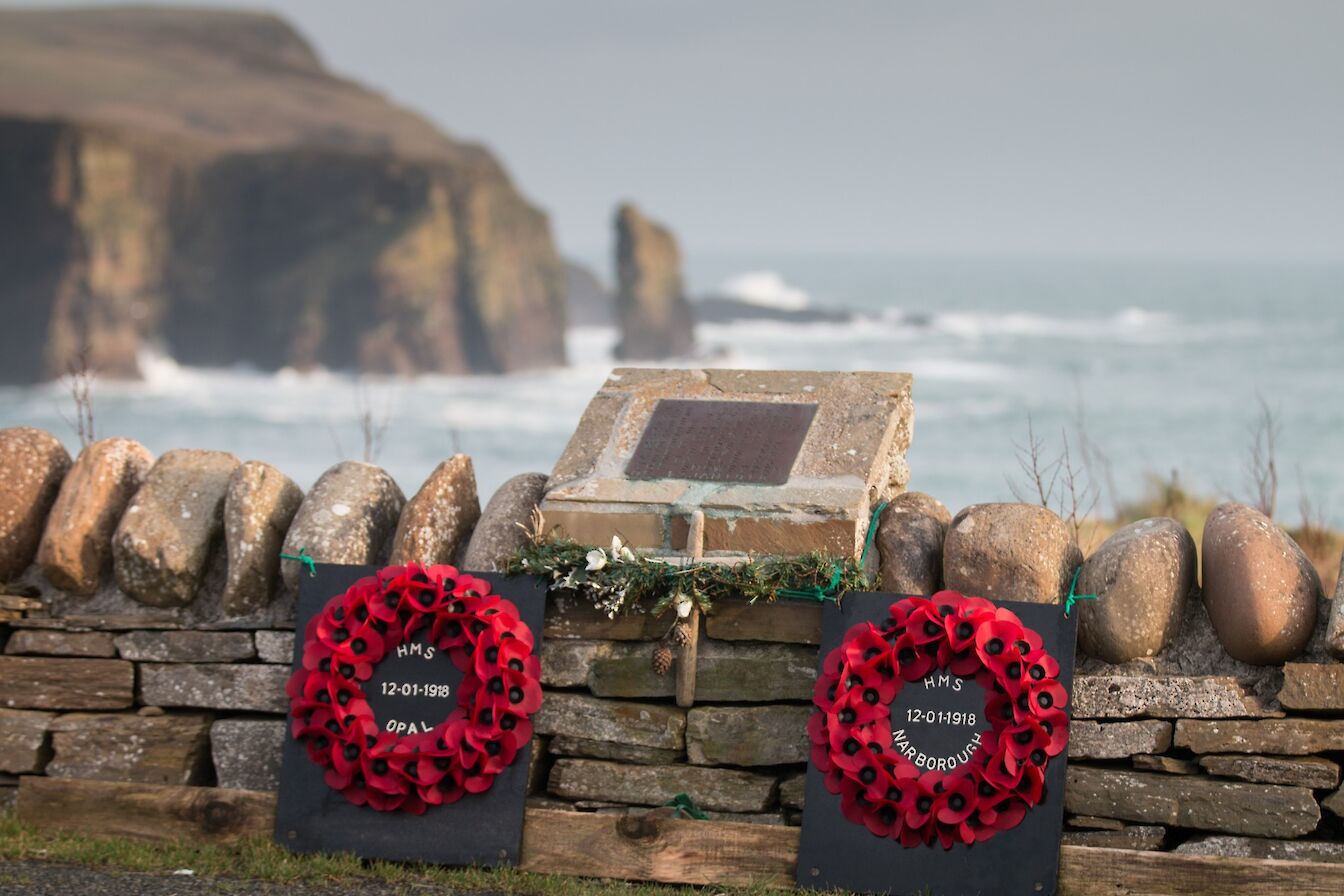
670,622,692,646
652,644,675,676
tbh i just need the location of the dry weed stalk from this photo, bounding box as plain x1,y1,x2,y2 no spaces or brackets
61,347,96,448
1245,395,1280,518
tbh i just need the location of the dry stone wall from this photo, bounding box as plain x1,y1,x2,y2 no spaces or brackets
0,425,1340,862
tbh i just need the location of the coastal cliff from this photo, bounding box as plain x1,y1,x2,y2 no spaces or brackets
0,6,566,381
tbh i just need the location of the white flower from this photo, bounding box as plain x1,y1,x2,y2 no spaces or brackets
611,535,624,555
619,546,637,563
585,549,607,571
675,593,694,619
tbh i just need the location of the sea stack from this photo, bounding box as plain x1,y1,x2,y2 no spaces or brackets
612,204,695,360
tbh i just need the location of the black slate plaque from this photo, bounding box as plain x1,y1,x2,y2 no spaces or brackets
275,563,546,866
796,592,1078,896
625,399,817,484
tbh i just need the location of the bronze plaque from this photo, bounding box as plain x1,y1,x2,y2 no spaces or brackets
625,399,817,484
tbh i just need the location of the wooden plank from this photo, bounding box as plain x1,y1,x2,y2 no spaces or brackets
1058,844,1344,896
17,776,277,844
16,779,1344,893
520,807,798,887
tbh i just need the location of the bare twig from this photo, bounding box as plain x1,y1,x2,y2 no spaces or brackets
1245,395,1280,518
59,347,96,448
1058,429,1101,551
355,379,393,464
1006,415,1060,509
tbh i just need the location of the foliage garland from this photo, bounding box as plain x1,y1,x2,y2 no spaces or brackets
504,535,868,619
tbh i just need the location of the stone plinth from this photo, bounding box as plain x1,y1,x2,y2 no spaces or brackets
541,368,913,557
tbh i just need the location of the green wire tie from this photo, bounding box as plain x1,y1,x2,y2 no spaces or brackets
777,500,888,604
1063,565,1097,617
279,547,317,578
664,792,708,820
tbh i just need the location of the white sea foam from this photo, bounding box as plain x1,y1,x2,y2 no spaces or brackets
716,270,811,310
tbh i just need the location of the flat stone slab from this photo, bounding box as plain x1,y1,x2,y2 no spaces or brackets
543,593,665,641
0,709,54,773
253,631,294,665
547,735,682,766
46,712,212,785
1065,766,1320,838
541,640,612,688
113,631,256,663
1062,825,1166,850
1068,720,1172,760
1072,675,1274,719
1174,719,1344,755
1278,662,1344,711
211,718,285,791
1198,754,1339,789
4,630,116,658
1324,786,1344,818
542,369,913,556
0,657,134,710
779,773,806,810
686,705,811,766
702,598,822,645
532,693,685,751
588,639,817,701
1132,754,1201,775
548,758,777,812
1175,835,1344,864
138,664,289,713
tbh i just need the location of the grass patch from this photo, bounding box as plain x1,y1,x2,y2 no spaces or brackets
0,811,794,896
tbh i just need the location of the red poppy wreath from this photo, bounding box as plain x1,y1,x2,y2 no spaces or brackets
286,563,542,814
808,591,1069,850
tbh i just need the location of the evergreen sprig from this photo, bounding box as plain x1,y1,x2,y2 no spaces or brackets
503,535,867,619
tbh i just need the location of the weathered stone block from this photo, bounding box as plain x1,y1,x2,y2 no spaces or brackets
532,693,684,751
1175,836,1344,863
1174,719,1344,755
389,454,480,566
1132,754,1200,775
1198,754,1339,789
139,663,289,713
1328,553,1344,660
1065,766,1320,838
779,773,806,810
1072,675,1270,719
686,705,811,766
211,718,285,791
47,712,212,785
112,448,240,607
1278,662,1344,711
1062,825,1165,850
254,631,295,665
589,640,816,701
4,630,116,658
0,709,53,773
548,735,681,766
541,368,913,558
221,460,302,615
702,599,822,645
1324,786,1344,818
0,657,134,710
549,758,777,812
114,631,256,663
1067,720,1172,760
541,640,611,688
543,593,664,641
37,437,151,594
280,461,404,592
0,426,71,581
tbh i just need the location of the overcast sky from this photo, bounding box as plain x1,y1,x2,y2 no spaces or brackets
22,1,1344,261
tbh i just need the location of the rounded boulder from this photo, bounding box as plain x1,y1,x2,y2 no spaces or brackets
876,491,950,595
0,427,71,581
1202,501,1321,664
462,472,548,571
1077,517,1196,662
943,502,1082,604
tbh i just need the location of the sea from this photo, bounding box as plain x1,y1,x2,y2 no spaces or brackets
2,253,1341,526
